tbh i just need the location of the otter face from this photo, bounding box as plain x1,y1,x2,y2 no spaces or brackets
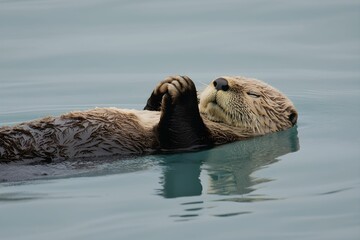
199,76,298,134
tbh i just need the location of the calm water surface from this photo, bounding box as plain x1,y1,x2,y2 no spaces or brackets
0,1,359,240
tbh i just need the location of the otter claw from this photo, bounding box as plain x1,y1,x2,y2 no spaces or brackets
155,75,195,103
144,75,196,111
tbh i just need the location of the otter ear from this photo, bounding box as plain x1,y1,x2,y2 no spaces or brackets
289,111,298,126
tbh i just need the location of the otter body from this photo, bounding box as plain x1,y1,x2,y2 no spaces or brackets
0,76,297,162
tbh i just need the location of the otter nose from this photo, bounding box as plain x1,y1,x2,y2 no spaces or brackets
213,78,229,91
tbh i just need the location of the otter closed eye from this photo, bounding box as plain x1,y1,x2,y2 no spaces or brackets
199,76,298,136
0,75,297,162
246,91,261,98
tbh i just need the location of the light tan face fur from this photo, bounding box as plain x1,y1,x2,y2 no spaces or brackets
199,76,297,134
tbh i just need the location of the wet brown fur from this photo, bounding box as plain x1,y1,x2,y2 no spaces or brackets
200,76,297,139
0,76,297,162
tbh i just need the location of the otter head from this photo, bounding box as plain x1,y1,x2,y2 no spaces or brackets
199,76,298,134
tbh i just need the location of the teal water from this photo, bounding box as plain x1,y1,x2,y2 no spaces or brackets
0,0,359,239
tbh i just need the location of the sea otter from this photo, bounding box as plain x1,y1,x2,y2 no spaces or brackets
0,76,297,162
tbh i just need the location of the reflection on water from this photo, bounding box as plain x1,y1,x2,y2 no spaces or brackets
0,0,358,238
0,154,157,182
0,192,48,202
205,127,299,197
1,127,298,189
159,127,299,199
158,127,299,221
1,127,299,206
159,157,203,198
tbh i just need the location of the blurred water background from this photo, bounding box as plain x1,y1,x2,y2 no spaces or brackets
0,0,359,239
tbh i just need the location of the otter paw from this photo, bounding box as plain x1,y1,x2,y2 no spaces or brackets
155,75,196,104
144,75,197,111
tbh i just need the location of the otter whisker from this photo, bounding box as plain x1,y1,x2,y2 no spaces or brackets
1,75,297,162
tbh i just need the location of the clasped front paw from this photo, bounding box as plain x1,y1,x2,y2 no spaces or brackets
154,75,196,104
